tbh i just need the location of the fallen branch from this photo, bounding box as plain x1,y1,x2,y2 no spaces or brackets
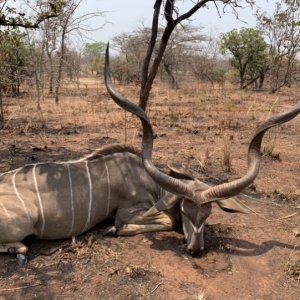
238,201,300,223
0,282,49,293
278,212,299,220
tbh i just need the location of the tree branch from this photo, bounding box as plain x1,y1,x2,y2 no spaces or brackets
164,0,175,23
139,0,163,109
0,12,59,29
174,0,210,25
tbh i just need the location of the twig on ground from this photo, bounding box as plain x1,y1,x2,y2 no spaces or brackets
278,212,299,220
238,201,300,223
0,282,51,293
145,282,164,296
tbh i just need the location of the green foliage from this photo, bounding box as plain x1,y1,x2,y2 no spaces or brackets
84,42,106,57
112,32,147,84
0,1,62,29
225,69,239,84
220,28,267,64
257,1,300,92
83,42,106,75
52,0,66,14
284,0,300,7
210,67,226,83
0,31,30,95
220,28,268,88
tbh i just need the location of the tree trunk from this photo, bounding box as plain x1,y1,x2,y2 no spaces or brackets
242,74,261,89
239,70,245,89
17,75,20,96
163,62,179,89
49,56,54,94
55,27,66,104
258,73,264,89
139,23,175,110
138,0,209,110
34,68,42,111
139,0,162,111
0,77,4,123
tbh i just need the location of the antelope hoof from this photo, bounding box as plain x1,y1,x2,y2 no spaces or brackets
16,254,27,267
8,247,17,255
103,226,117,236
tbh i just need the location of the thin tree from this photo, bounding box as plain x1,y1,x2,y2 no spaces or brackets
41,18,59,94
138,0,254,111
54,0,105,104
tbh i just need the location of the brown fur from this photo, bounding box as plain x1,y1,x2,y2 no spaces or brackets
85,144,141,161
167,165,195,180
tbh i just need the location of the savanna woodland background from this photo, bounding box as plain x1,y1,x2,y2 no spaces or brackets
0,1,299,299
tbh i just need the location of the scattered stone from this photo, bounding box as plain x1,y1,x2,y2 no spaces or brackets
292,228,300,237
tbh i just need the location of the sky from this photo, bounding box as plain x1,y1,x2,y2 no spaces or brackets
76,0,274,44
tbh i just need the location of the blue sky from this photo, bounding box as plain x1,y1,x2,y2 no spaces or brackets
77,0,273,43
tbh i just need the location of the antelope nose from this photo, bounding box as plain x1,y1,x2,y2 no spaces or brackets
186,246,198,256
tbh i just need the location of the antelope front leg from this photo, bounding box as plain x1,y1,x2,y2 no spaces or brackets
0,242,28,267
116,222,174,236
104,207,176,236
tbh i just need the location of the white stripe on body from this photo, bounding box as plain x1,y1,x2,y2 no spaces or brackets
66,164,75,237
33,164,45,237
12,167,31,223
0,158,92,176
156,187,165,205
0,199,10,218
82,161,93,232
104,161,111,217
0,149,107,176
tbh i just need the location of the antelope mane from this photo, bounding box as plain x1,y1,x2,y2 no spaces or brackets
84,144,140,161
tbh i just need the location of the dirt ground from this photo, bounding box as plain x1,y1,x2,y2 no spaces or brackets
0,79,299,299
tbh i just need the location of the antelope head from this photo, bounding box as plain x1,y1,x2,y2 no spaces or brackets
162,166,250,254
104,44,300,255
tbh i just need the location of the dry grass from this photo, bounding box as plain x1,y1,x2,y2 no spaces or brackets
285,258,300,278
0,77,300,300
192,291,207,300
1,77,299,201
222,134,232,172
262,133,280,159
274,188,300,204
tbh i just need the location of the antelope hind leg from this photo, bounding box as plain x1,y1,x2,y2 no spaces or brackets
0,242,28,254
0,242,28,267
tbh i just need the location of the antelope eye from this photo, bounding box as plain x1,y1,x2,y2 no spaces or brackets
180,200,198,222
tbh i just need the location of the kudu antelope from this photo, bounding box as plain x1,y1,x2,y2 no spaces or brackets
104,44,300,255
0,144,205,266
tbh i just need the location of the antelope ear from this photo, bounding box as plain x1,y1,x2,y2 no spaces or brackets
216,198,250,214
143,194,180,217
168,165,195,180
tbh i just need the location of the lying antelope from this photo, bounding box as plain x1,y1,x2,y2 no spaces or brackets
104,44,300,256
0,142,246,266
